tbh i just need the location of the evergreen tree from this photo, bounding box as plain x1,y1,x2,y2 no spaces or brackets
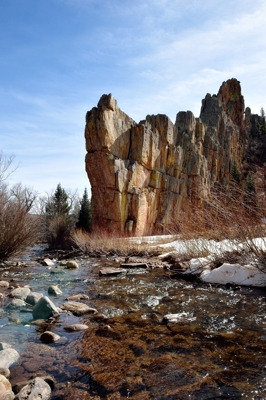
230,160,241,184
76,188,92,232
258,107,266,135
45,183,71,217
44,183,74,249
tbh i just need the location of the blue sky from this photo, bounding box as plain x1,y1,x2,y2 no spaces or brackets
1,0,266,197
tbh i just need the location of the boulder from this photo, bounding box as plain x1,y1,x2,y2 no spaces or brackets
0,281,9,288
32,296,59,320
15,377,51,400
0,348,19,369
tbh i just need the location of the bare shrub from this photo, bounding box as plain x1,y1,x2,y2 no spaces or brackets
172,181,266,269
0,186,40,260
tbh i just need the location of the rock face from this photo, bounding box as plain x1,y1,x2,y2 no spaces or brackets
85,78,250,236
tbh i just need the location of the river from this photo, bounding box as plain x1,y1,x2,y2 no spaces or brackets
1,245,266,399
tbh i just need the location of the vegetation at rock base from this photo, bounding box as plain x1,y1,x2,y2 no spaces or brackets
41,183,79,250
76,188,92,232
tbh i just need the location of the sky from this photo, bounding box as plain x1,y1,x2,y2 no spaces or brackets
1,0,266,198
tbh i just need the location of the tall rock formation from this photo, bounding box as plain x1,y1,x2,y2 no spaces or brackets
85,78,250,236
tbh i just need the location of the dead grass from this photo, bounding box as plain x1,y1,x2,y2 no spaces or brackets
71,229,161,257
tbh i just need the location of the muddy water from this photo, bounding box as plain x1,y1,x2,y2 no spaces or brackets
1,248,266,399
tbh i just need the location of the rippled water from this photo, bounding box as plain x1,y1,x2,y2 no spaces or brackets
1,247,266,399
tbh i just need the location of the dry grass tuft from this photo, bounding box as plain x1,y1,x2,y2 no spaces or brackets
71,229,161,257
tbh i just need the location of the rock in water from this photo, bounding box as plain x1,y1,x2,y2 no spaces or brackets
40,331,61,343
85,79,249,235
32,296,59,319
47,285,62,296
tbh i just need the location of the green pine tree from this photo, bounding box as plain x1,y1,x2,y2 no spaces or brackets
230,160,241,184
45,183,71,217
44,183,73,249
76,188,92,232
258,107,266,135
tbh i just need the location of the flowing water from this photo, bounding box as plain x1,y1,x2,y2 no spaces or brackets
1,246,266,399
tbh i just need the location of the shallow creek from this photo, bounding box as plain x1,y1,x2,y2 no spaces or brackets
1,247,266,399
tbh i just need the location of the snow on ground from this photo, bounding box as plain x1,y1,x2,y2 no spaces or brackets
130,235,266,287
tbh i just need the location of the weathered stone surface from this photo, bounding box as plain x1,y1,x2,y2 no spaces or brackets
0,383,5,400
0,281,9,288
85,78,250,235
15,377,51,400
10,287,31,300
0,375,11,392
60,301,97,315
32,296,59,320
0,348,19,369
